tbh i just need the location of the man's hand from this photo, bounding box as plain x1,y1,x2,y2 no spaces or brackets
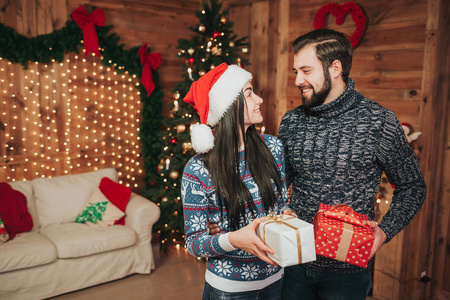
367,220,387,260
228,217,278,267
206,221,220,235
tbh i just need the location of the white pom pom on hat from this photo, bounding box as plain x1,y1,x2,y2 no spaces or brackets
190,124,214,154
183,62,252,153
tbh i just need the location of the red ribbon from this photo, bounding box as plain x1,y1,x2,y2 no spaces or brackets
72,6,105,57
138,43,161,96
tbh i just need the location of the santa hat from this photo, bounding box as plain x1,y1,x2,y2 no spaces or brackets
401,122,411,134
183,63,252,153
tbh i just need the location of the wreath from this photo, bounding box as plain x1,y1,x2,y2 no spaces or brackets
314,2,367,48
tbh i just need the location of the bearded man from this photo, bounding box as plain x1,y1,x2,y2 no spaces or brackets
278,28,426,300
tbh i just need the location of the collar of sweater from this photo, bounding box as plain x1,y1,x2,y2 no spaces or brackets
306,78,361,118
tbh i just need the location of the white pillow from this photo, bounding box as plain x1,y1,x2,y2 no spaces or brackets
33,168,118,228
75,188,125,227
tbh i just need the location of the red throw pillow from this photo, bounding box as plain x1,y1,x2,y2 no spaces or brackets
0,182,33,239
98,177,131,225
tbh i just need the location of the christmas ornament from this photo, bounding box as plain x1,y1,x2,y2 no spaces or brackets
211,46,222,56
182,142,193,151
401,123,422,144
165,158,171,170
176,124,186,132
187,67,193,80
188,48,195,55
314,2,366,48
212,31,220,38
198,25,206,32
188,57,194,64
229,41,235,47
169,171,179,179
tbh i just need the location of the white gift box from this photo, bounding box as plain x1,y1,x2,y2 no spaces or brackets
257,214,316,267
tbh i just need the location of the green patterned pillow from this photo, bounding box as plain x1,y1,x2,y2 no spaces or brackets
75,202,109,224
75,188,125,227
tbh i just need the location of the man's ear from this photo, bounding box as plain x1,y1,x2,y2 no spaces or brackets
329,60,343,79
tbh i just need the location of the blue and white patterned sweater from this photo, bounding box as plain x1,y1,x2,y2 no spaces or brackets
181,134,288,292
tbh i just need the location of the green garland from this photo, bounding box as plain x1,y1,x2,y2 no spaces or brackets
0,20,162,192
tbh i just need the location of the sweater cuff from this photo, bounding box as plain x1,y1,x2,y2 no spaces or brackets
219,232,238,252
378,223,393,243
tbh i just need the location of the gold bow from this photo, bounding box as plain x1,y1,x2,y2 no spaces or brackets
262,213,303,264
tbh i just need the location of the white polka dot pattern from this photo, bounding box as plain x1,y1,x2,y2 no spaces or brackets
313,203,374,268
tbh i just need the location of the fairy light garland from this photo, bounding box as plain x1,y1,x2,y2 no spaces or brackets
0,52,143,188
0,20,162,190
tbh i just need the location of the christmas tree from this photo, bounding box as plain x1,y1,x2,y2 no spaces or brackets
146,0,250,252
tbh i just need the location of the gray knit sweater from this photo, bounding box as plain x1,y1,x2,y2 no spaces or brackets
278,78,426,273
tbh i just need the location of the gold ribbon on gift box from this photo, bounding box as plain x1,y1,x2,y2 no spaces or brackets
262,213,303,264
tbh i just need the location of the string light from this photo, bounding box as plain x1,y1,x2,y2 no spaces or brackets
0,53,143,187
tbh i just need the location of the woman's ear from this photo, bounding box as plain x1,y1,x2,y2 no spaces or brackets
329,60,343,79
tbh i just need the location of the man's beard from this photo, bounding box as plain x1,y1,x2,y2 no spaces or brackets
300,70,332,109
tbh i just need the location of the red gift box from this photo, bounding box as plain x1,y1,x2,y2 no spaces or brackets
313,203,374,268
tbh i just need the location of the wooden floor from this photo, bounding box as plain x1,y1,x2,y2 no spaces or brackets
49,245,206,300
49,245,377,300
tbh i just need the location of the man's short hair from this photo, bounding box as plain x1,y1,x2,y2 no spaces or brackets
293,29,353,83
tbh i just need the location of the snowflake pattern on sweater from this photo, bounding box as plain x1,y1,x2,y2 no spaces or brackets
181,134,287,286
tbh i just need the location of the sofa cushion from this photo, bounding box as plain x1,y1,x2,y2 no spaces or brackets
0,183,33,239
33,168,118,228
99,177,131,225
75,188,125,227
41,222,136,258
0,231,57,273
8,180,39,232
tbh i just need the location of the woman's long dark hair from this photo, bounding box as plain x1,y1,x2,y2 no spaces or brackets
202,92,282,230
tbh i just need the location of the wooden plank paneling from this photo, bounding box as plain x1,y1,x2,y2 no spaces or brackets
266,0,289,135
248,1,269,106
430,0,450,298
0,0,203,188
228,0,289,135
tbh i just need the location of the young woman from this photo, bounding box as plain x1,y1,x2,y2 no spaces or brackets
181,63,288,300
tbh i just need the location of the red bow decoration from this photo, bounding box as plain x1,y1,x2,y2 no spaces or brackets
72,6,105,57
138,43,161,96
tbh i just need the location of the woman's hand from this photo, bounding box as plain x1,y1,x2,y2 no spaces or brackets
228,217,278,267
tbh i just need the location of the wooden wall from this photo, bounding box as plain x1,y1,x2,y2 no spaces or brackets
0,0,448,299
0,0,200,189
224,0,449,299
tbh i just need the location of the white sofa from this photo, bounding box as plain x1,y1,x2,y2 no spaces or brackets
0,168,160,300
